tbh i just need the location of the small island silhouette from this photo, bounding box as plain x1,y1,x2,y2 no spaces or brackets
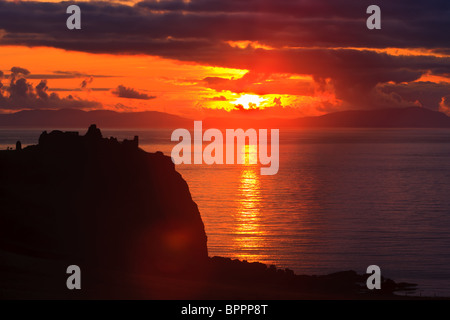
0,125,416,299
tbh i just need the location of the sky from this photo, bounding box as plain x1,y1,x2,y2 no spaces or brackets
0,0,449,118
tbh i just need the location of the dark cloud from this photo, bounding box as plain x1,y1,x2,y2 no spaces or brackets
1,70,115,80
379,82,450,111
0,1,448,76
0,67,101,110
439,95,450,115
53,71,112,78
11,67,30,77
9,67,30,86
80,77,93,90
27,71,114,80
112,85,156,100
35,80,49,100
0,0,448,52
49,87,111,92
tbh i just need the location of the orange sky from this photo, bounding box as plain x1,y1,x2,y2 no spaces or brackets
1,0,449,118
6,44,446,118
0,45,338,118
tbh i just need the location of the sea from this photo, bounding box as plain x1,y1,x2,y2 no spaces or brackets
2,127,450,297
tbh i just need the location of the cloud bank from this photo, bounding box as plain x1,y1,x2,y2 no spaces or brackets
112,85,156,100
0,67,101,111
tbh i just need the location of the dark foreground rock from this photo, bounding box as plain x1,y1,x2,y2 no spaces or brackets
0,125,208,298
0,126,416,299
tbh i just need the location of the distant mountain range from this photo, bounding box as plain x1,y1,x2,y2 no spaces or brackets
1,107,450,129
289,107,450,128
0,109,191,129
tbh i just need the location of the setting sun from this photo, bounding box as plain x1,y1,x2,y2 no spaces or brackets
233,94,266,110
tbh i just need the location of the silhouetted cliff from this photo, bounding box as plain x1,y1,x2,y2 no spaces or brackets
0,125,207,298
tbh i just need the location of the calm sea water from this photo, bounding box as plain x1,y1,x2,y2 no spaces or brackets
2,128,450,296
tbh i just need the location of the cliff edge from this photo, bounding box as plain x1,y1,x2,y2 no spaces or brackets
0,125,208,298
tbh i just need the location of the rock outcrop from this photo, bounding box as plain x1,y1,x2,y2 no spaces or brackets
0,125,207,298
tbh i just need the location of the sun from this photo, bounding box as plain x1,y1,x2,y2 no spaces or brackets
233,94,266,110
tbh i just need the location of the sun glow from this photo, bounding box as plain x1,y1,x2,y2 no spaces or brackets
233,94,266,110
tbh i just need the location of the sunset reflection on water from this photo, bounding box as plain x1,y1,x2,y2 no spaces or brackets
136,128,450,296
233,145,268,262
